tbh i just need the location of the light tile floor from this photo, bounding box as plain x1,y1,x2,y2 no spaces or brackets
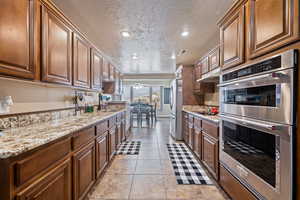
88,119,230,200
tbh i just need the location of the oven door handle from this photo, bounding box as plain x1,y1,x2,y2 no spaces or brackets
220,115,283,131
218,72,288,87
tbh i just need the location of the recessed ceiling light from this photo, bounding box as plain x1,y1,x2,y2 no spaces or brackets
181,31,189,37
121,31,131,38
132,53,138,60
171,54,176,59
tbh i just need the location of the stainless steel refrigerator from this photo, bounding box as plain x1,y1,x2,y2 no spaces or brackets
169,77,183,140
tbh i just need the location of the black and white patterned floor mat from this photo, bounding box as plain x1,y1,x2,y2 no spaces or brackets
116,141,141,155
167,143,213,185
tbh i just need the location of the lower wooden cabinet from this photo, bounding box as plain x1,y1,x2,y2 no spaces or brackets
109,127,116,160
202,132,219,179
121,122,126,141
16,159,72,200
95,132,109,178
220,165,257,200
194,127,202,159
73,141,95,200
188,123,194,150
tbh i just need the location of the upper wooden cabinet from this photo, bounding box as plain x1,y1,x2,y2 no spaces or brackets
91,48,103,90
200,57,209,75
41,5,73,85
248,0,300,58
102,59,109,81
208,46,220,70
109,64,115,81
219,5,245,70
193,63,201,92
73,33,91,88
0,0,36,79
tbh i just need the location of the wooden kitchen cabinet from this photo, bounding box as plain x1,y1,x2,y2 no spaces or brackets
73,33,91,88
248,0,300,58
194,127,202,159
200,56,209,75
208,46,220,70
102,58,110,81
109,64,115,81
109,127,117,160
193,63,201,92
220,165,257,200
188,115,194,150
182,112,189,144
16,159,72,200
219,5,245,70
73,141,95,200
41,4,73,85
0,0,37,79
95,133,109,178
202,133,219,179
91,48,103,90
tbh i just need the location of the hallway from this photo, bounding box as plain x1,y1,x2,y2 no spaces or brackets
88,119,228,200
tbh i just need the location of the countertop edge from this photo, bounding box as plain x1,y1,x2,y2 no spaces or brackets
0,109,126,160
182,109,219,124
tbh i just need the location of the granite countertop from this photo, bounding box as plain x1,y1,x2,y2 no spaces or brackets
0,110,125,159
182,108,219,124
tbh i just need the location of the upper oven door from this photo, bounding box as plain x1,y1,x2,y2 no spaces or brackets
219,68,294,125
219,114,292,200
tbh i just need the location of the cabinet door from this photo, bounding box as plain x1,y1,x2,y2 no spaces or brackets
201,57,209,74
42,6,72,85
194,128,202,159
202,133,219,179
109,64,115,81
73,142,95,200
16,159,71,200
0,0,36,79
73,33,91,88
95,133,108,178
193,64,201,92
249,0,299,58
188,123,194,150
91,48,103,90
109,127,116,160
220,6,245,70
102,59,109,81
208,46,220,70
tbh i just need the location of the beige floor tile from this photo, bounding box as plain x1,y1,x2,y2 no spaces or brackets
160,160,174,175
199,186,227,200
89,174,133,199
130,175,166,199
114,155,139,160
164,175,205,200
138,150,160,159
106,159,137,175
135,159,162,174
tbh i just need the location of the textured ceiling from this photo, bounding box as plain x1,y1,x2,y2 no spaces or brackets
52,0,234,74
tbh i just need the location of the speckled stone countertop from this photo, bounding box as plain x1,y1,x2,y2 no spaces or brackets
0,110,125,159
182,108,219,124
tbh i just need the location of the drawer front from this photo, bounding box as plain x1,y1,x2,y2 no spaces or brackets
16,159,72,200
108,116,116,128
72,127,95,150
202,120,218,139
194,117,201,129
15,137,71,187
96,120,108,136
220,165,257,200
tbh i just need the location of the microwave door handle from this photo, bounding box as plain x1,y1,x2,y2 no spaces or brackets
218,72,288,87
220,115,282,131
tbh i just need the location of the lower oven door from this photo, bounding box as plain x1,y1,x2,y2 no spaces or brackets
220,114,292,200
219,67,295,125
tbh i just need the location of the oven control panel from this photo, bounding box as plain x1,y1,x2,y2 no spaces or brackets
223,56,281,82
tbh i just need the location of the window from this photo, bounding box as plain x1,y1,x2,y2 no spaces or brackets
152,86,162,110
132,85,150,104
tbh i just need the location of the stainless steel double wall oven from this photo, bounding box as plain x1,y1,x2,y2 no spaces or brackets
219,50,298,200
